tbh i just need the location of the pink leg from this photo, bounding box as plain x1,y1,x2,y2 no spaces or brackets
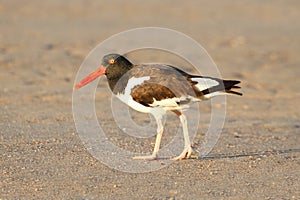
172,111,192,160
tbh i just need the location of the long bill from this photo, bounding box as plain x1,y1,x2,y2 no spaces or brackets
74,66,106,90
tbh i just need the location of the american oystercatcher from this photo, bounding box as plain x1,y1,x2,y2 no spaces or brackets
74,53,242,160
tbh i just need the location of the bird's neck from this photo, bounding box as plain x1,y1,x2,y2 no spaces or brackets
106,64,134,94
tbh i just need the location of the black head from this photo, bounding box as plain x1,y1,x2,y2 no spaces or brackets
74,53,133,90
102,53,132,69
102,53,133,78
101,54,134,91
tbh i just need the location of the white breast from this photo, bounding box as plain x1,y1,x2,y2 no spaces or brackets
116,76,152,113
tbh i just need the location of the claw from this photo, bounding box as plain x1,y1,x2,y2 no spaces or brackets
172,146,193,160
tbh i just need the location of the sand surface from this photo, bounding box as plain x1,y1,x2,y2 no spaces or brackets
1,0,299,199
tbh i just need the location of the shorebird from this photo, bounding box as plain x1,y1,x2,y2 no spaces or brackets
74,53,242,160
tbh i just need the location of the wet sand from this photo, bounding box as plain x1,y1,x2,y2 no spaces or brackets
1,0,299,199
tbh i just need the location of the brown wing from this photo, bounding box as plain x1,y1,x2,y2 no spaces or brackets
131,83,176,106
129,64,197,107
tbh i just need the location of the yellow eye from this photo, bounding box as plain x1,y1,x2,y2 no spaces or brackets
109,59,115,64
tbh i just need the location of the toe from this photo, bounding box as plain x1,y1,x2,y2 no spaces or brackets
132,154,157,160
171,146,193,160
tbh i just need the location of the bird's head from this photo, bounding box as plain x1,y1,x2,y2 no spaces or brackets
74,53,133,90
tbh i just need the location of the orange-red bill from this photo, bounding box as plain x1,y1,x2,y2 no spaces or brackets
74,66,106,90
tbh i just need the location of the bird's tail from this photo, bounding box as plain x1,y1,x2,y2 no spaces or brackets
189,76,242,98
223,80,242,96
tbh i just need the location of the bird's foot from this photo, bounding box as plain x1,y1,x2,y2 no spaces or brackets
132,153,158,160
172,146,192,160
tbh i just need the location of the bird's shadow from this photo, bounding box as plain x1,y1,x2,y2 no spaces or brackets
154,148,300,161
194,148,300,160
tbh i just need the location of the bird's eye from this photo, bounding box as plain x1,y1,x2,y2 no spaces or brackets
108,59,115,64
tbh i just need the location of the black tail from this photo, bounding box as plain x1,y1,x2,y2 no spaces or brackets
223,80,242,96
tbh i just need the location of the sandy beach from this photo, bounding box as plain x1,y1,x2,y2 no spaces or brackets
1,0,299,199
